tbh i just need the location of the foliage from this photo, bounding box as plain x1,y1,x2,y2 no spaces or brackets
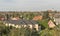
24,27,32,36
37,19,48,30
22,13,35,20
1,27,10,35
31,28,39,36
40,28,53,36
43,11,49,19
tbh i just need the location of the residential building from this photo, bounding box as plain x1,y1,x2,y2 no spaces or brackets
4,19,39,31
53,13,60,25
33,16,42,21
0,17,5,21
48,20,56,28
10,17,20,20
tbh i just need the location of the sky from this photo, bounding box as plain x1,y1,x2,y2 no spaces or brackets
0,0,60,11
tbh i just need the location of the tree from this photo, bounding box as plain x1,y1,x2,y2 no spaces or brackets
40,29,54,36
19,27,26,36
24,27,32,36
31,28,39,36
6,14,9,20
1,27,10,36
43,11,49,19
19,27,32,36
29,13,35,20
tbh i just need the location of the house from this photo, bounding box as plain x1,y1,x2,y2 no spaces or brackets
4,19,39,31
48,20,56,28
0,17,5,21
10,17,20,20
33,16,42,21
53,14,60,25
54,18,60,25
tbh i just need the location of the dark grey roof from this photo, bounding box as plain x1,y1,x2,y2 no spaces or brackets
22,20,32,24
5,20,25,25
30,20,38,24
4,19,38,25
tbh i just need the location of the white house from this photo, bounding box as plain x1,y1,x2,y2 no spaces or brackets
4,19,39,31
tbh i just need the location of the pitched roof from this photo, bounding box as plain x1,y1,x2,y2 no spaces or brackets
30,20,38,24
5,20,25,25
33,16,42,21
48,20,56,28
4,19,38,25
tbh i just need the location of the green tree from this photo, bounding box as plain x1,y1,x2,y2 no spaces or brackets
43,11,49,19
24,27,32,36
31,28,39,36
19,27,26,36
40,29,54,36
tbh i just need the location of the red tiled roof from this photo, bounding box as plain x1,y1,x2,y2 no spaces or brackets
33,16,42,21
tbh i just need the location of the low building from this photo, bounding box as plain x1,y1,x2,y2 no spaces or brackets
48,20,56,28
10,17,20,20
53,14,60,25
4,19,39,31
33,16,42,21
0,17,5,21
54,18,60,25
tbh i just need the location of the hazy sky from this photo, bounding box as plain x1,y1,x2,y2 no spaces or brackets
0,0,60,11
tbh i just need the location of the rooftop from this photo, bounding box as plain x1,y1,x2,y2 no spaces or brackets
4,19,38,25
